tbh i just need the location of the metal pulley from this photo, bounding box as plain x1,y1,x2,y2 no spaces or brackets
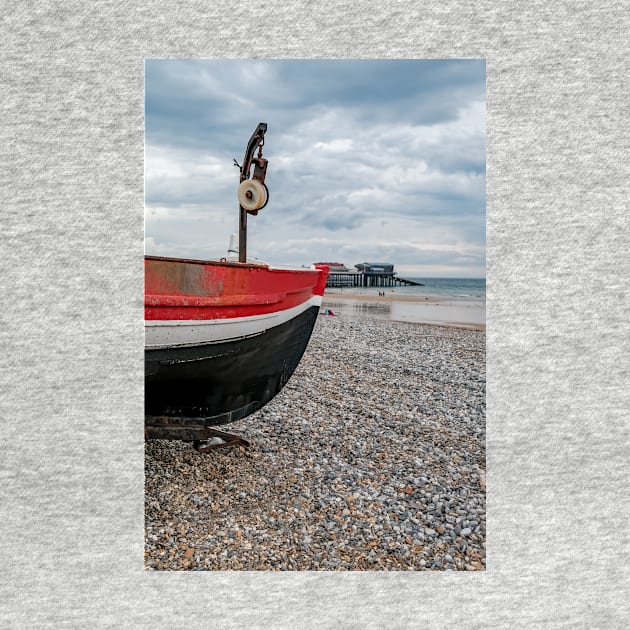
237,178,269,213
237,123,269,215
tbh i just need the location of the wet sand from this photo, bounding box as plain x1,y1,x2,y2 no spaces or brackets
323,291,445,304
322,290,486,330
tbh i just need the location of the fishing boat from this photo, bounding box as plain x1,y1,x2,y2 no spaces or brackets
145,123,329,447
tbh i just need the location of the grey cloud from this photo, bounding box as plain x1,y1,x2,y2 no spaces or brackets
145,59,485,276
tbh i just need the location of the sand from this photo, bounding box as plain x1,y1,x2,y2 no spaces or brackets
322,290,486,331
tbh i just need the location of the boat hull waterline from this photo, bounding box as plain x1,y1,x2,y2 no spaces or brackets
145,256,328,432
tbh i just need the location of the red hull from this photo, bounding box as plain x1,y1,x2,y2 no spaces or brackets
145,256,327,323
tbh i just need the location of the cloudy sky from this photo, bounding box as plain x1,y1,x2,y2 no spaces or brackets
145,59,485,278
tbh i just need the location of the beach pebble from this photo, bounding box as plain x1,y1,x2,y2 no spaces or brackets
145,315,485,571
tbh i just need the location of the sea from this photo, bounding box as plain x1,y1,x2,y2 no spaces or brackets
325,277,485,300
323,278,486,327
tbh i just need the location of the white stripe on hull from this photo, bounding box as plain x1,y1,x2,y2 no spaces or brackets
145,294,322,350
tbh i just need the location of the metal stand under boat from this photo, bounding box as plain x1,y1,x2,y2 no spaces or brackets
145,415,250,452
193,429,250,453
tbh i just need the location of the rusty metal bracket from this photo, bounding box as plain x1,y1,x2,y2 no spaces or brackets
239,124,267,182
145,414,251,452
251,156,268,186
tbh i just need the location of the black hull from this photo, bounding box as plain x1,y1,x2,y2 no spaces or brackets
145,305,319,430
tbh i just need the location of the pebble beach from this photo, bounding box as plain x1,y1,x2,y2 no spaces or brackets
145,312,486,571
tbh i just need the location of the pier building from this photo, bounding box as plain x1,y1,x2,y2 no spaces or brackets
314,261,423,288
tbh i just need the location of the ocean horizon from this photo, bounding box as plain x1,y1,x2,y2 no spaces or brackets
326,277,486,301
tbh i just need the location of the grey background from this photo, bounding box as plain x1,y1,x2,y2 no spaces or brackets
1,2,628,628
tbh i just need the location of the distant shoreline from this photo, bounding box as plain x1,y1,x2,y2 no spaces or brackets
323,291,445,304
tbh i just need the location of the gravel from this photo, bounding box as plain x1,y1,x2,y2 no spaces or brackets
145,315,486,570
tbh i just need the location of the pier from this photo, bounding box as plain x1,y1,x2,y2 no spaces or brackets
314,261,423,288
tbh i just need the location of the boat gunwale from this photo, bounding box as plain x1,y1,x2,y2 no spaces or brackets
144,254,321,275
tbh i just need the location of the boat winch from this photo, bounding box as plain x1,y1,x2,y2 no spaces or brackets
236,122,269,262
